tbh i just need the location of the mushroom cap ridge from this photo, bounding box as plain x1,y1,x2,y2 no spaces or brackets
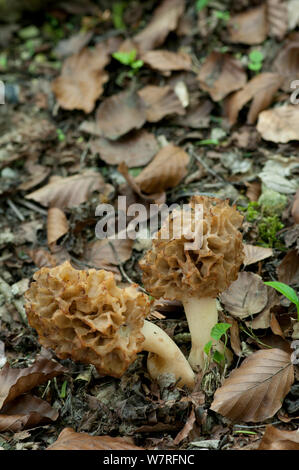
140,195,244,301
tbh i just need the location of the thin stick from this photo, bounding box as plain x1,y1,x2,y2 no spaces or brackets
7,199,25,221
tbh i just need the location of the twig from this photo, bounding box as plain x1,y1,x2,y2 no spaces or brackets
7,198,25,221
14,198,48,216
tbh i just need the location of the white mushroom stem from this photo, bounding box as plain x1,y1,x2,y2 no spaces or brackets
182,296,232,370
141,320,195,389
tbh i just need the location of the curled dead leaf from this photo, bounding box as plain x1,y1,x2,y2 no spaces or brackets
141,49,192,72
47,207,69,246
95,90,146,140
225,73,282,125
227,5,268,45
133,0,185,52
257,105,299,143
90,130,158,167
277,249,299,286
26,171,108,209
135,144,189,194
258,425,299,450
211,349,294,422
197,52,246,102
47,427,143,450
138,85,185,122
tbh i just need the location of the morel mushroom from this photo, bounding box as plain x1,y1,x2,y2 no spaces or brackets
139,195,244,370
25,261,195,388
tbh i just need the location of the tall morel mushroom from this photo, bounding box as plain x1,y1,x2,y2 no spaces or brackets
139,195,244,370
25,261,195,389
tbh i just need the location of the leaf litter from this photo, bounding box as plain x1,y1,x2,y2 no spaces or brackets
0,0,299,452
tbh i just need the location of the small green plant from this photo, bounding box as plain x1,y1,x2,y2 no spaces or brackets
264,281,299,321
112,49,143,69
56,128,65,142
112,2,127,30
214,10,230,21
196,0,210,11
248,50,264,72
204,322,231,365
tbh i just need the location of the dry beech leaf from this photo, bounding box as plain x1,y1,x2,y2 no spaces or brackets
141,50,192,72
225,73,282,126
135,144,189,194
133,0,185,52
138,85,185,122
47,427,143,450
90,130,158,167
292,189,299,223
258,425,299,450
267,0,288,40
210,349,294,422
118,162,166,203
84,238,133,267
257,105,299,143
18,163,51,191
243,244,273,266
220,272,268,319
27,248,58,268
171,100,213,129
26,171,106,209
0,395,58,432
245,288,279,330
0,356,66,409
197,52,247,102
95,90,146,140
277,249,299,285
47,208,69,246
227,5,268,45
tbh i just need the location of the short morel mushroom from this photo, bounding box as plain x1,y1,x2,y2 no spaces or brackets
139,195,244,370
25,261,195,388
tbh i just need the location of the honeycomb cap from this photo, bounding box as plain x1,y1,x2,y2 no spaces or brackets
25,261,150,377
140,195,244,301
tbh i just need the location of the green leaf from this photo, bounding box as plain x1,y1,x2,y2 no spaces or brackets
210,322,231,341
131,59,143,69
204,340,213,355
248,61,262,72
264,281,299,308
112,2,126,30
60,380,68,398
249,50,264,63
196,0,210,11
112,49,137,66
212,350,225,364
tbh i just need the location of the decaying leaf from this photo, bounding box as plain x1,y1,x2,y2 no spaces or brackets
84,238,133,267
197,52,247,102
141,49,192,72
26,171,107,209
243,244,273,266
277,249,299,286
26,248,58,269
95,90,147,140
258,425,299,450
138,85,185,122
0,395,59,432
227,5,268,45
225,73,282,125
273,37,299,90
47,207,69,246
171,100,213,129
210,349,294,422
133,0,185,52
0,355,66,409
90,130,158,167
267,0,288,40
245,288,279,330
220,272,268,319
53,31,93,58
47,427,143,450
257,105,299,143
258,154,299,193
135,144,189,194
173,407,196,445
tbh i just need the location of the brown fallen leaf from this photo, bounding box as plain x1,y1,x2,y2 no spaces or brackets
277,249,299,285
171,100,213,129
245,288,279,330
47,207,69,246
197,52,247,102
267,0,288,40
47,427,143,450
0,355,66,409
27,248,58,268
135,144,190,194
133,0,185,52
95,90,146,140
118,162,166,204
243,244,273,266
220,272,268,319
141,49,192,72
225,73,282,125
258,425,299,450
138,85,185,122
228,316,242,357
0,395,58,432
227,5,269,45
26,171,107,209
173,407,196,445
84,238,133,268
18,163,51,191
257,105,299,143
273,38,299,91
210,349,294,422
53,31,93,58
90,130,158,167
292,189,299,223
